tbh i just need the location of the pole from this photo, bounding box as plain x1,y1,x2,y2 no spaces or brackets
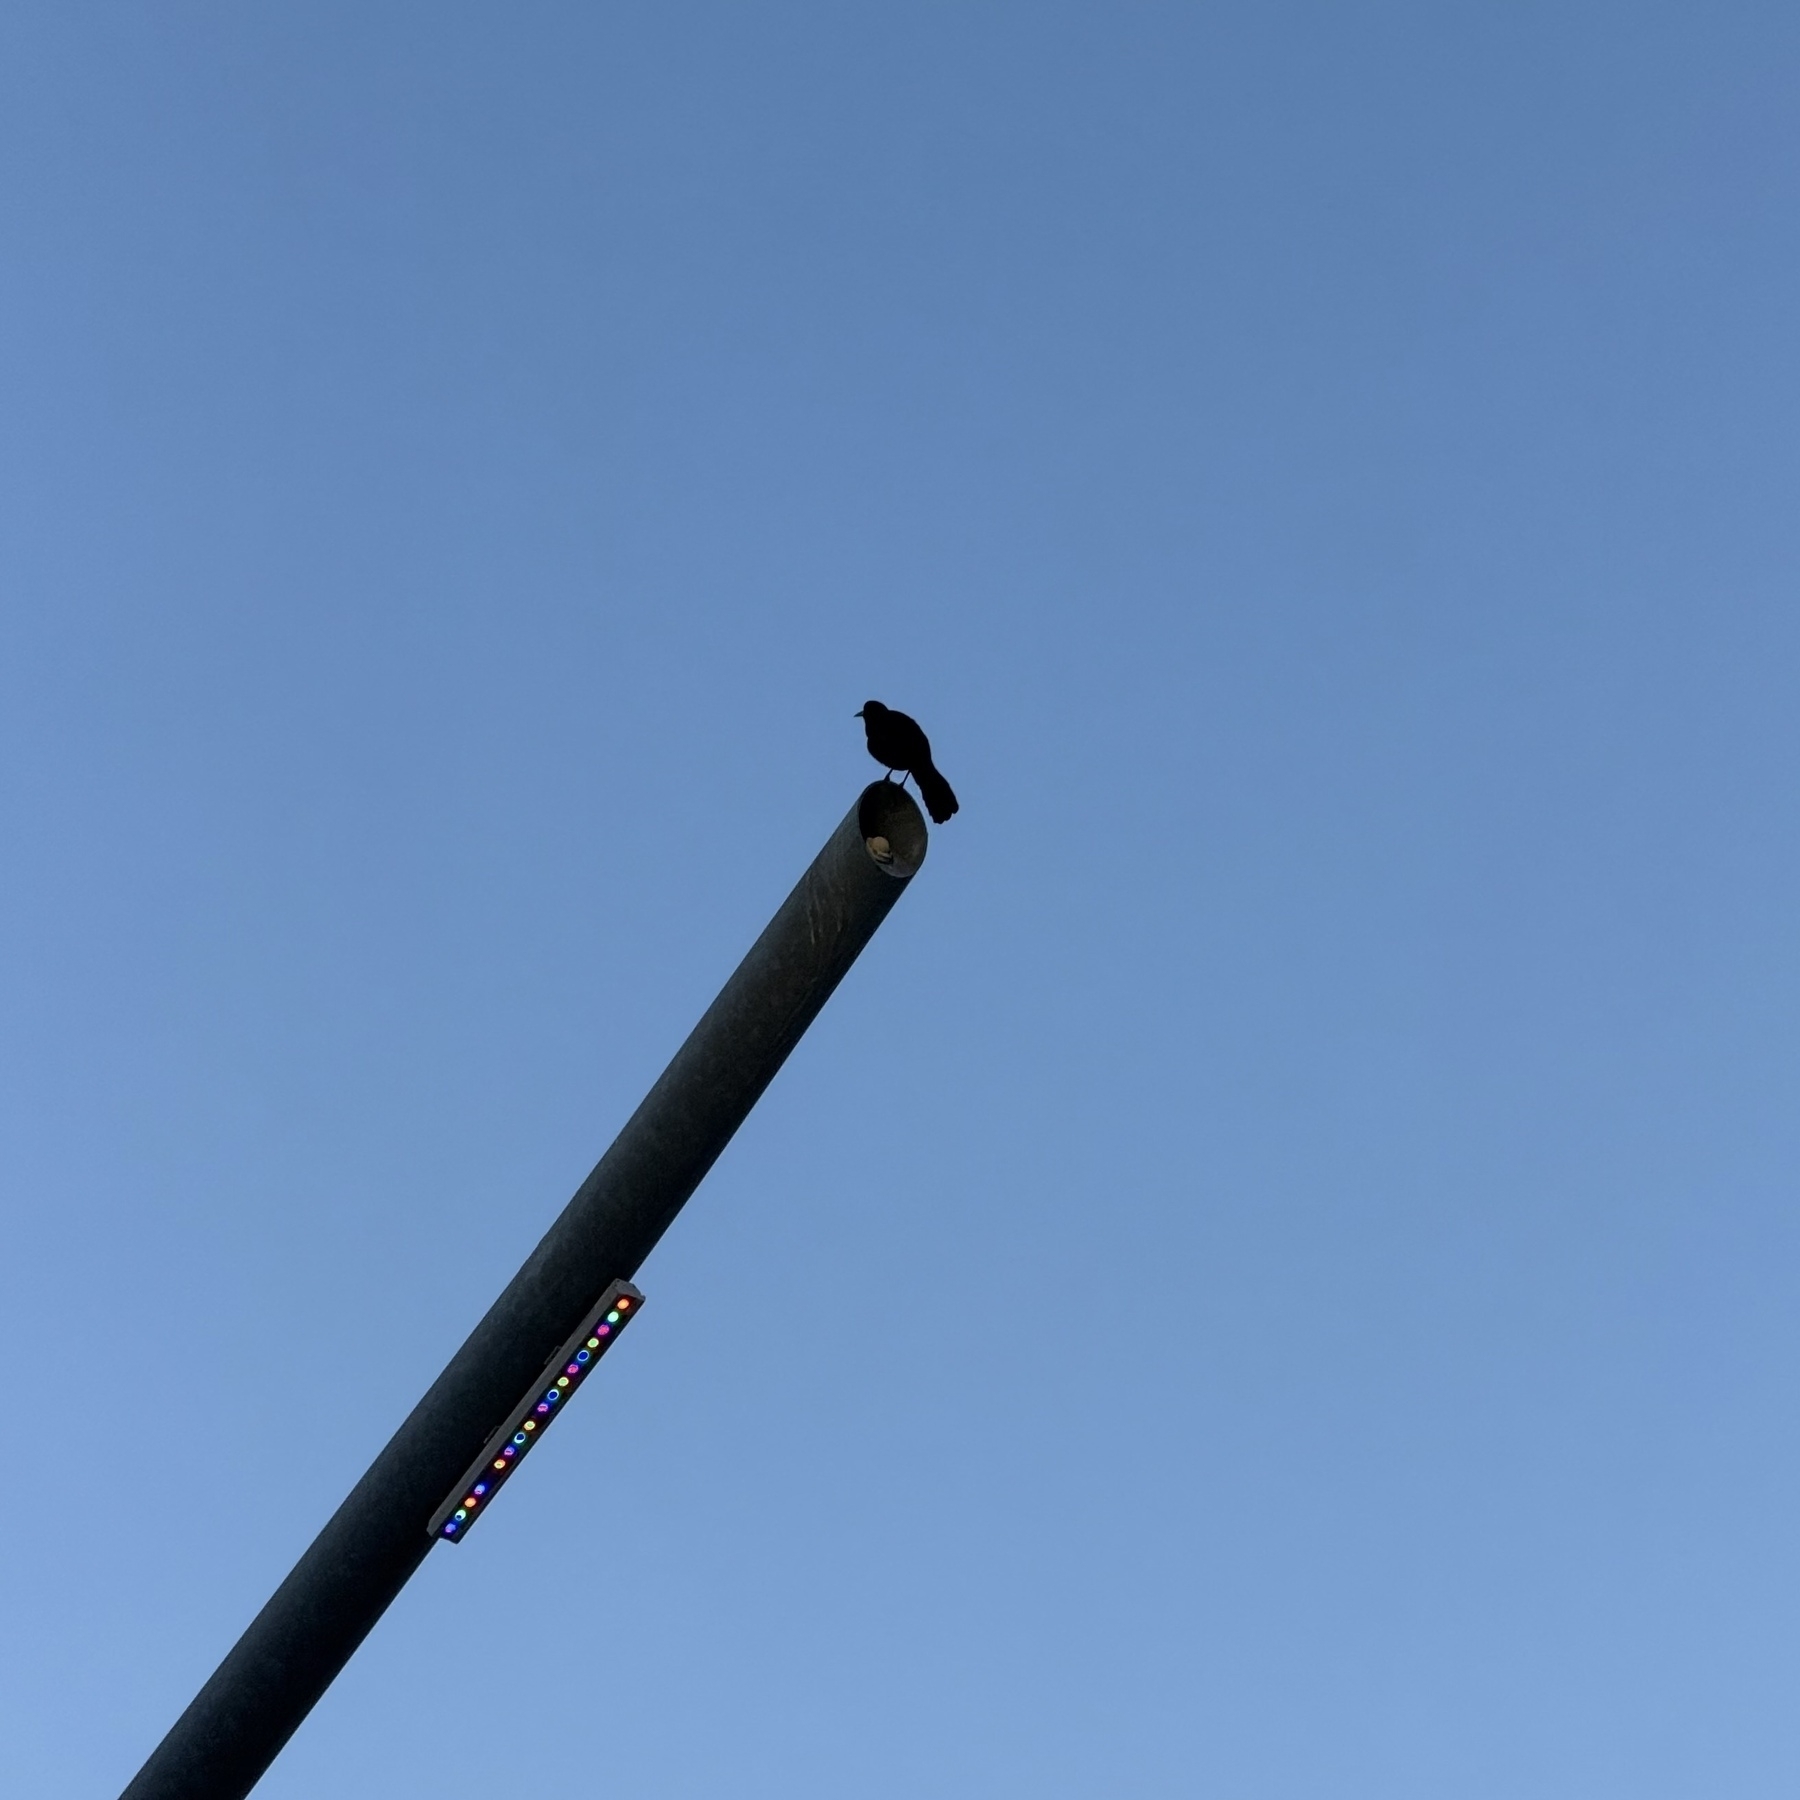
122,781,930,1800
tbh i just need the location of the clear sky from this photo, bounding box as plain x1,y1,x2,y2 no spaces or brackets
3,5,1799,1796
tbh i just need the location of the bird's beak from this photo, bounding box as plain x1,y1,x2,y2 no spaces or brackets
854,708,864,717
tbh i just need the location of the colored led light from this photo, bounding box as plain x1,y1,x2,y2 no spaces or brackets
430,1277,641,1545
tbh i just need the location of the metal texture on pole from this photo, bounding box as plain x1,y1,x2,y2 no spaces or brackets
121,782,930,1800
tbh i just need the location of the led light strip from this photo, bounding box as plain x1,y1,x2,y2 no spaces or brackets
429,1279,644,1543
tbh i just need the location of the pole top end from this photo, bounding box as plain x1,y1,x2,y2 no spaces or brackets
857,782,929,879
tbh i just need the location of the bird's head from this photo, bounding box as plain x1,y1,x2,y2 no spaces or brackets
856,700,887,720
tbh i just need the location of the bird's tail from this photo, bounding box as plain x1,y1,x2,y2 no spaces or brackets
915,761,959,824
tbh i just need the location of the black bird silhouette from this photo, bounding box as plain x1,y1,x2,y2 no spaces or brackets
856,701,960,823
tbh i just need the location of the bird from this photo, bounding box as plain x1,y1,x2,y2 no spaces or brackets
856,701,960,823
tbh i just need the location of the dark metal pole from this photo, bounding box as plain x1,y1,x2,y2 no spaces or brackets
122,782,930,1800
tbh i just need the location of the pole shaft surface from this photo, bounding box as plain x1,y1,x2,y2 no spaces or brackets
121,783,928,1800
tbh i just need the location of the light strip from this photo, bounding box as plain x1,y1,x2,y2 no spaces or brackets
429,1279,644,1543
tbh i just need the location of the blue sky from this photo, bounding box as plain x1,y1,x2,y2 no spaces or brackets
3,4,1799,1795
